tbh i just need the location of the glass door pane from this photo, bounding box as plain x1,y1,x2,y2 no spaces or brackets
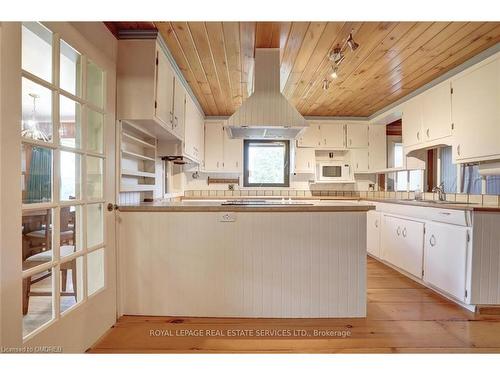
22,22,53,83
22,78,53,142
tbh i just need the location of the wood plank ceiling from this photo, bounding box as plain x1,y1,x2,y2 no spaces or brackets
111,22,500,117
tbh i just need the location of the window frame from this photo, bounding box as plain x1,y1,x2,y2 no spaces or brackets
243,139,290,188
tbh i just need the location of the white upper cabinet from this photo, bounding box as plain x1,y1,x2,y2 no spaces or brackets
172,78,186,140
402,95,423,147
451,55,500,162
351,148,369,173
297,123,321,147
204,122,224,171
346,123,368,148
155,47,175,127
297,121,345,149
368,124,387,172
421,80,452,142
293,147,315,174
203,121,242,173
222,125,242,173
321,122,346,148
184,95,204,163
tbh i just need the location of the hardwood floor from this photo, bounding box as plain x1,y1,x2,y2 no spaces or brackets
89,257,500,353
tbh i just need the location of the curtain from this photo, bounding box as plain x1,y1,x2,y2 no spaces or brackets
439,146,457,193
27,147,52,203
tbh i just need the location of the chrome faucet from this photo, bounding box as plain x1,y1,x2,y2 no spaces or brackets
432,182,446,201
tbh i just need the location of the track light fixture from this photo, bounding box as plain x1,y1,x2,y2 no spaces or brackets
346,33,359,51
322,79,330,91
330,66,339,79
329,45,345,65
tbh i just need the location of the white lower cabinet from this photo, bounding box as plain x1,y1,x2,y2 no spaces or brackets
382,215,424,279
367,211,381,258
423,222,469,302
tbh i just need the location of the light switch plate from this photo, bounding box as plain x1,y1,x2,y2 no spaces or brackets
219,212,236,222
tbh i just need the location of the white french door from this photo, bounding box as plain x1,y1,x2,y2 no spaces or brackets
0,22,117,352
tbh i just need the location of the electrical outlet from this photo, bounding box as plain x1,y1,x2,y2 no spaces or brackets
228,184,235,191
219,212,236,222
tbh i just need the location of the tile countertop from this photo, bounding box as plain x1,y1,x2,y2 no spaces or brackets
179,196,500,212
117,199,375,212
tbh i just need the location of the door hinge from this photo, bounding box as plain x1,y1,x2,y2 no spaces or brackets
451,123,454,130
423,227,426,234
450,87,453,94
465,289,468,298
422,269,425,278
154,101,157,109
156,56,159,65
467,231,471,242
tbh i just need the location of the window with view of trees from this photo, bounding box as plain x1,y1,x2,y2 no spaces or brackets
243,140,290,187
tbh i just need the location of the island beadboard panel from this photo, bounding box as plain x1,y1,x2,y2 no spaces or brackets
118,211,367,318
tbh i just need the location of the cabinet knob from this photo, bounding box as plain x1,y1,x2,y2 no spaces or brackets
457,144,461,156
429,234,436,247
426,128,430,138
375,220,378,228
417,131,420,141
397,226,401,236
402,227,407,238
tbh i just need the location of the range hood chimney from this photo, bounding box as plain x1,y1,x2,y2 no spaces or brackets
226,48,308,139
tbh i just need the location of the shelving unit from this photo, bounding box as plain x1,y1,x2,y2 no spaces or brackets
119,121,158,202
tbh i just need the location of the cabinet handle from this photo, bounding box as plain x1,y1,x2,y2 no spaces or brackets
169,111,174,125
217,161,219,168
324,139,327,145
402,227,407,238
429,234,436,247
457,144,461,156
417,131,420,141
426,128,430,138
375,220,379,228
397,226,401,236
356,162,359,169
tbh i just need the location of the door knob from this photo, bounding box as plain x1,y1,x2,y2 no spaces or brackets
107,203,118,212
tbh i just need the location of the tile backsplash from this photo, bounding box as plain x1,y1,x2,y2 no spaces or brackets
183,189,500,206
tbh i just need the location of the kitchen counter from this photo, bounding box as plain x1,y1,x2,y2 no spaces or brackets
364,198,500,212
118,199,375,212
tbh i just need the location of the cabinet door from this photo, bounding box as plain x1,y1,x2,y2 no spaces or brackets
183,95,196,159
402,96,423,147
452,57,500,161
297,123,321,147
424,222,468,301
367,211,381,258
155,49,174,127
346,123,368,148
368,124,386,172
421,80,452,142
204,122,224,171
352,149,369,173
173,78,186,139
382,215,424,278
223,125,242,173
294,147,315,173
321,122,346,148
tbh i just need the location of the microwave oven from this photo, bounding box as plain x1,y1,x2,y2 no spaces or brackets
316,161,351,182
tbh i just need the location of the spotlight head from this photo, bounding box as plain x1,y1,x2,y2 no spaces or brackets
347,33,359,51
322,79,330,91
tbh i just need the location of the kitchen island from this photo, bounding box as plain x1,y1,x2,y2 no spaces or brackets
118,200,374,318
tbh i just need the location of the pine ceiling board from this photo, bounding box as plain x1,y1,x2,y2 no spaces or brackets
304,22,397,115
363,22,500,115
299,22,392,115
167,22,220,114
284,22,345,100
240,22,256,100
279,22,311,93
329,22,450,116
255,22,281,48
279,22,292,62
188,22,229,115
312,22,417,115
155,22,216,115
222,22,243,109
350,21,493,115
290,22,355,110
280,22,327,93
205,22,235,114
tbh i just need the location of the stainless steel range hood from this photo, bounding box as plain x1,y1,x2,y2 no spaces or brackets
226,48,308,139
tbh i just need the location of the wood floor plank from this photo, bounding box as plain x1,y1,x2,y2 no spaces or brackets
89,256,500,353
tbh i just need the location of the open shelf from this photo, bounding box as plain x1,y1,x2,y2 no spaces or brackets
122,131,156,149
121,169,156,178
120,184,156,192
121,149,155,162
